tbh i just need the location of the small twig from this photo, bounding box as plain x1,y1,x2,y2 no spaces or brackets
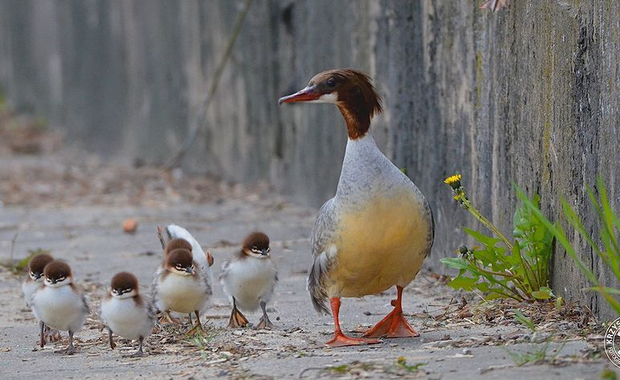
299,367,325,379
166,0,254,169
480,363,515,374
10,232,18,266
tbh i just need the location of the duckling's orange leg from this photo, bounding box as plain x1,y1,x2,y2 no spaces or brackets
227,297,249,329
326,298,380,348
363,286,419,338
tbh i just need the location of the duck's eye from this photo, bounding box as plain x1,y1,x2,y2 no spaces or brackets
266,247,271,253
175,265,183,270
30,271,36,277
57,276,65,282
327,77,336,88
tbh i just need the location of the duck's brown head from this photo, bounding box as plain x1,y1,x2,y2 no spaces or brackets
28,253,55,281
164,238,193,256
279,69,383,139
110,272,139,299
166,249,196,276
43,260,73,287
241,232,271,259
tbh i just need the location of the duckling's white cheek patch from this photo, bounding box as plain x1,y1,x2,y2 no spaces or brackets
311,93,338,104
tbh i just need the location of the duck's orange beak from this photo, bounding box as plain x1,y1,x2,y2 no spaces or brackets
278,86,320,105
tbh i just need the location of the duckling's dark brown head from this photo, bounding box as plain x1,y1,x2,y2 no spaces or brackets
166,249,195,276
110,272,139,298
164,238,193,256
43,260,73,287
242,232,271,259
28,253,54,281
279,69,383,139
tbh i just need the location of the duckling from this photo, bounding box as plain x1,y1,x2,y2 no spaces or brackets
31,260,90,354
220,232,278,329
152,248,211,333
156,225,215,324
22,253,54,308
22,253,62,343
101,272,155,357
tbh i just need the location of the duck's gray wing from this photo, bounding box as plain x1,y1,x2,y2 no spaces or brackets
150,267,165,312
81,293,90,314
307,198,338,315
144,295,158,324
201,268,213,298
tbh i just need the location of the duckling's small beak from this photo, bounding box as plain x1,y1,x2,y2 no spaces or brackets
186,267,195,275
279,86,320,105
260,249,269,257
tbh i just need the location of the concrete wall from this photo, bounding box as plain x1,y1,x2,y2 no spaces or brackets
1,0,619,318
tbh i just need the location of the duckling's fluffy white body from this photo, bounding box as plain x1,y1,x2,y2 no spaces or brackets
153,269,211,314
32,284,89,332
22,278,40,308
101,295,155,340
220,257,277,312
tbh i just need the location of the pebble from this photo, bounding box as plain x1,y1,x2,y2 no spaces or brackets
530,332,551,343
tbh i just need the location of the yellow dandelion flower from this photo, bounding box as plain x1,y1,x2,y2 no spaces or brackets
444,174,462,186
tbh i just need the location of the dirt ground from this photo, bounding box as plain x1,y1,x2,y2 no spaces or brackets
0,122,617,379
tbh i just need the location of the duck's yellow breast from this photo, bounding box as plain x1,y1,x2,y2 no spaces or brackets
326,191,430,298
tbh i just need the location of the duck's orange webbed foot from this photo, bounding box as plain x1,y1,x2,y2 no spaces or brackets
363,308,419,338
326,332,380,348
363,286,419,338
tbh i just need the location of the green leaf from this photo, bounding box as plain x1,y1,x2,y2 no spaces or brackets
440,258,469,270
517,188,599,286
484,291,506,300
531,290,552,300
464,227,500,247
512,309,536,332
473,248,498,267
448,276,478,291
447,275,479,291
584,286,620,295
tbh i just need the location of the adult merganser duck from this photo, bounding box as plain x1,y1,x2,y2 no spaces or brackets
279,69,434,347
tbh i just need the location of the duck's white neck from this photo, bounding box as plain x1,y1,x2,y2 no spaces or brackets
344,132,381,160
